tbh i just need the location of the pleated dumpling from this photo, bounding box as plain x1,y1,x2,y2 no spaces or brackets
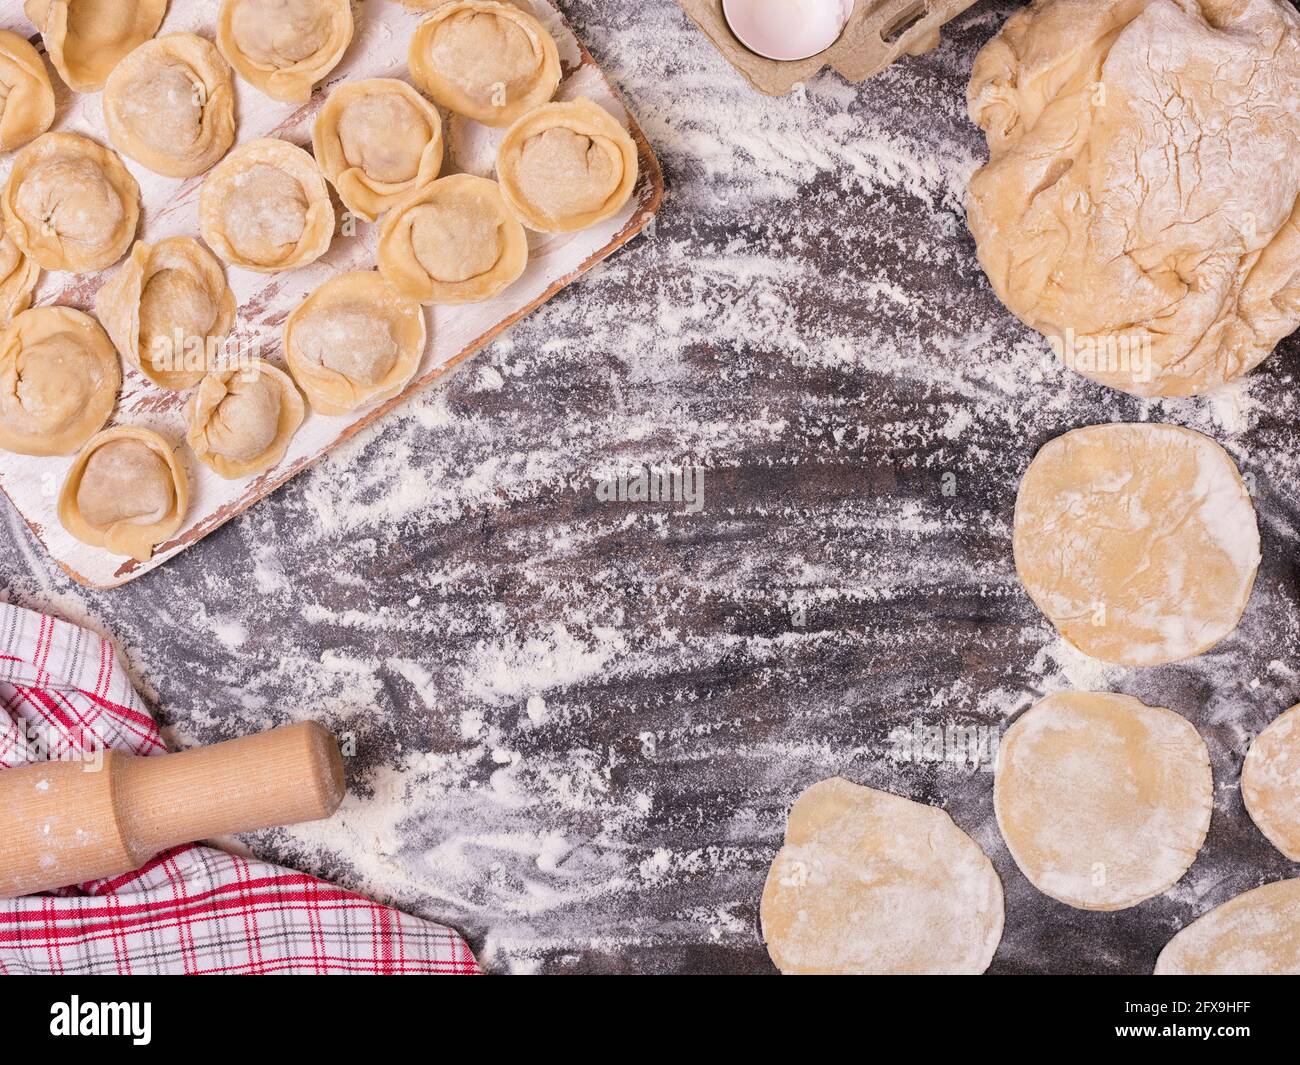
0,306,120,457
2,133,140,274
25,0,168,93
377,174,527,305
200,138,335,273
0,29,55,150
58,426,189,562
496,98,638,233
313,79,444,223
104,34,237,179
186,360,304,479
0,212,40,328
284,271,425,416
217,0,354,104
408,0,560,127
96,237,238,392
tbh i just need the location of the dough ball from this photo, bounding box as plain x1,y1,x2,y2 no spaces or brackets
761,778,1004,974
76,439,175,528
1243,704,1300,861
231,0,333,68
16,155,125,250
292,301,399,386
995,692,1212,911
410,201,503,284
1156,878,1300,975
219,163,308,263
205,373,282,462
337,93,429,184
1014,423,1260,667
967,0,1300,397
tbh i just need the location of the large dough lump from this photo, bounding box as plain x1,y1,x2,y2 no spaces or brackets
967,0,1300,397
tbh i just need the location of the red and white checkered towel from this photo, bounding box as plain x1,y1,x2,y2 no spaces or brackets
0,603,480,975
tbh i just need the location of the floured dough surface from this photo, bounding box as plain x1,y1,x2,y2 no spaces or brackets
996,692,1212,911
967,0,1300,397
760,777,1004,974
409,0,560,127
1156,878,1300,974
1242,704,1300,861
1014,423,1260,667
497,98,639,232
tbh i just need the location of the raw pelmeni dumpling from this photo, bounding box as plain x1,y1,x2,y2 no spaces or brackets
313,79,445,223
285,271,425,416
104,34,237,179
496,98,638,232
186,360,304,479
0,29,55,150
59,427,188,562
377,174,527,305
96,237,237,392
3,133,140,274
0,306,120,457
217,0,354,104
25,0,167,94
0,213,40,328
408,0,560,127
200,138,335,273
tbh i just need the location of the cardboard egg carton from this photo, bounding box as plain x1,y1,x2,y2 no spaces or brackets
677,0,980,95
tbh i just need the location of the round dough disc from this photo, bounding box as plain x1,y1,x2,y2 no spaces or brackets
1156,878,1300,975
1243,704,1300,861
1014,423,1260,667
761,778,1004,974
995,691,1212,911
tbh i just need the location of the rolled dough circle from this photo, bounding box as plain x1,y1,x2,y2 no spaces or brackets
1014,423,1260,667
1242,704,1300,861
1155,878,1300,975
995,692,1212,911
760,777,1004,975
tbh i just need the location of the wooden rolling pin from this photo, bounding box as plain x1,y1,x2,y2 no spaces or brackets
0,722,346,898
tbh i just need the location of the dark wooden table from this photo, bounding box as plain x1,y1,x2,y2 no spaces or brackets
4,0,1299,974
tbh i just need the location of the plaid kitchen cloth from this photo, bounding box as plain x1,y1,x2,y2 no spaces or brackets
0,603,481,975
